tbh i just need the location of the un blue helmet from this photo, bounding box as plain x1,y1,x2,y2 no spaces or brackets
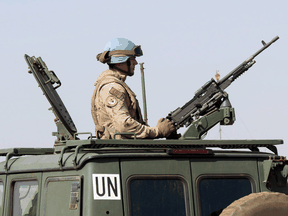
96,38,143,64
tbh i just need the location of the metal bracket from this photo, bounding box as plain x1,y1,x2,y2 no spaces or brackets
72,145,84,168
73,132,92,140
58,133,93,168
267,145,278,155
58,146,71,170
36,57,61,89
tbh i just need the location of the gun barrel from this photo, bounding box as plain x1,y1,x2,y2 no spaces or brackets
271,35,280,43
248,35,279,61
218,36,279,90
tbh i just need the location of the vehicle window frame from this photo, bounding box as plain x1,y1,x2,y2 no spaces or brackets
195,174,256,216
10,178,39,216
126,174,190,216
0,179,4,216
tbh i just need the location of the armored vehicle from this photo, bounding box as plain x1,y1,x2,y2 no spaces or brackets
0,36,287,216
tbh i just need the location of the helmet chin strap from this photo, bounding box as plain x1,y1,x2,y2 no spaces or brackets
114,59,134,76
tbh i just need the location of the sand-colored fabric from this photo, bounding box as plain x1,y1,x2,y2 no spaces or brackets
96,51,110,64
220,192,288,216
91,69,159,139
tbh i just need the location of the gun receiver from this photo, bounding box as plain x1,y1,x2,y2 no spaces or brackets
167,36,279,139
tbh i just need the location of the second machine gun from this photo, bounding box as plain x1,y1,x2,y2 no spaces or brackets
167,36,279,140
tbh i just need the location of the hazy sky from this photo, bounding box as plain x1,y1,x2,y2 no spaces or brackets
1,0,288,156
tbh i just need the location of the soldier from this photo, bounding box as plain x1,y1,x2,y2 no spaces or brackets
91,37,175,139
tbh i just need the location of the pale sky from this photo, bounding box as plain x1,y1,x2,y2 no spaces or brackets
1,0,288,156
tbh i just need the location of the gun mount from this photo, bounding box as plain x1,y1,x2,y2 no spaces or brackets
181,98,235,139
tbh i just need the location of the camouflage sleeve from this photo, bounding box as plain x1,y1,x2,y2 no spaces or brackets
99,83,159,139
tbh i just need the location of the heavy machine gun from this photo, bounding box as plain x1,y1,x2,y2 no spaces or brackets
167,36,279,140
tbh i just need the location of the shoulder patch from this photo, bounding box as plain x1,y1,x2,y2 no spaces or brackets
105,96,118,107
109,87,124,99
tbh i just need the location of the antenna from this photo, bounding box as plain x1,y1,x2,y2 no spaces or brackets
139,63,148,125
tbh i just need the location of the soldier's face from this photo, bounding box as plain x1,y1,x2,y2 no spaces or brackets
129,57,138,75
116,57,138,76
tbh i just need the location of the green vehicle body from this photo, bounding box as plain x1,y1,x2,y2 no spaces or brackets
1,47,287,216
0,139,287,216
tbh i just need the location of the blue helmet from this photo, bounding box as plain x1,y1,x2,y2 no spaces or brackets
97,38,143,64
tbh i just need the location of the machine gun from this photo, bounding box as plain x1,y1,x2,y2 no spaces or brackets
167,36,279,140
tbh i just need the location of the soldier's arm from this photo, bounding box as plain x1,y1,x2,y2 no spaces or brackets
99,83,160,139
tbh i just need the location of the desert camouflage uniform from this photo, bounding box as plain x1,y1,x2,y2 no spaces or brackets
91,69,160,139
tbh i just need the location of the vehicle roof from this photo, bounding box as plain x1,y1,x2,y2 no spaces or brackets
0,139,283,174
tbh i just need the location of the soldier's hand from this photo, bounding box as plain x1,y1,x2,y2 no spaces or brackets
166,130,182,139
156,118,176,138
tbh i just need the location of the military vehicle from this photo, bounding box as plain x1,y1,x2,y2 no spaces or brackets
0,36,287,216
